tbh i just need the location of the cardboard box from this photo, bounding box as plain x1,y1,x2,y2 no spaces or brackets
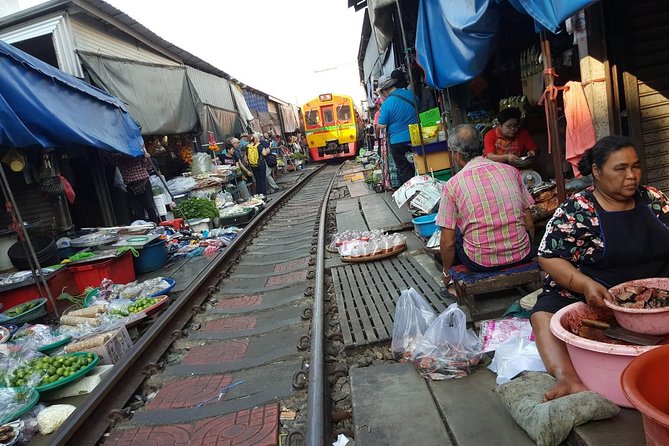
64,326,133,365
413,151,452,175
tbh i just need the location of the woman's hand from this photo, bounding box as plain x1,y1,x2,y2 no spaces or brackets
582,279,614,308
527,150,536,157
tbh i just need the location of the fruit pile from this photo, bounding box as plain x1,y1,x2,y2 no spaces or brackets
128,297,159,314
6,353,96,388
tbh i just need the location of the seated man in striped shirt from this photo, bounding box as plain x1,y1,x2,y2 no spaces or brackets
436,124,535,287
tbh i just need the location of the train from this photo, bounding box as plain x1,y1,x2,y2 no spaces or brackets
301,93,363,161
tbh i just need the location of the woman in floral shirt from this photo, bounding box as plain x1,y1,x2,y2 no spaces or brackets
531,136,669,402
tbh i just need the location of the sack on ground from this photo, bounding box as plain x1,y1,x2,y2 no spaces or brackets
391,288,437,360
411,303,482,380
494,372,620,446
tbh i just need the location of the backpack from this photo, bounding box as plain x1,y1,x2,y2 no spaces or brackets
247,144,260,168
265,153,277,168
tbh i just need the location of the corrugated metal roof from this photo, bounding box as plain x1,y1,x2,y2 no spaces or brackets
0,0,298,107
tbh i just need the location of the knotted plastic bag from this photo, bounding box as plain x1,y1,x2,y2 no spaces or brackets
412,303,483,380
391,288,437,361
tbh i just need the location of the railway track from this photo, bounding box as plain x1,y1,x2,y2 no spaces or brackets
48,164,341,446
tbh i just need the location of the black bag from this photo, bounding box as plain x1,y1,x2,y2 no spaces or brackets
265,153,278,168
127,178,148,195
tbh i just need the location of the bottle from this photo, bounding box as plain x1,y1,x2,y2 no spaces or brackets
437,121,446,142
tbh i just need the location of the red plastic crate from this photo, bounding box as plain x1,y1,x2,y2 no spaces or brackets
67,251,136,292
0,267,76,313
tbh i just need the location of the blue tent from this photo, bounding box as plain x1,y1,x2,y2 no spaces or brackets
0,39,143,155
416,0,598,89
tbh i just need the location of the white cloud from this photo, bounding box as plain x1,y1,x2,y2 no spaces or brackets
105,0,366,108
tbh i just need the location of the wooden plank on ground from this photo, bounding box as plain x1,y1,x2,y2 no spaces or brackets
348,182,373,198
359,194,401,231
350,363,453,446
336,198,359,214
336,211,368,233
331,268,354,347
343,266,379,346
429,369,535,446
381,192,414,226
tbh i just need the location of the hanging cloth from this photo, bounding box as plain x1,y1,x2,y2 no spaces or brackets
562,80,597,176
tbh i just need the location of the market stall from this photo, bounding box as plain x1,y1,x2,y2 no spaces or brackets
0,39,145,317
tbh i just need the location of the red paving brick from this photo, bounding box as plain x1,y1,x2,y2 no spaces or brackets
145,375,233,410
105,404,278,446
203,316,257,333
215,295,262,309
265,270,308,287
273,256,310,273
183,340,249,365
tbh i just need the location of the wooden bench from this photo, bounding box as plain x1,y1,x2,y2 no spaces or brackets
449,262,542,318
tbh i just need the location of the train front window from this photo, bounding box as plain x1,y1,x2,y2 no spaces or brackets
305,109,320,127
322,106,334,125
336,105,352,122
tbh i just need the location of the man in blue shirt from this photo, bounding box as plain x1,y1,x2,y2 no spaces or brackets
376,72,418,185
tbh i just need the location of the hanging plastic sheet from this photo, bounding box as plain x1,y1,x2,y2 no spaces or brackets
0,40,143,155
79,52,198,136
416,0,598,89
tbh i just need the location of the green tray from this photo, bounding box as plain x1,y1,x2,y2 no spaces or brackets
36,335,73,354
35,352,99,393
0,387,39,424
1,298,48,325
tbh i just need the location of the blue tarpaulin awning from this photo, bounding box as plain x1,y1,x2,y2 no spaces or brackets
0,40,143,156
416,0,598,89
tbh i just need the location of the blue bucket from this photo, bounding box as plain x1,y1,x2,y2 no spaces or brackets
412,213,438,237
133,239,168,274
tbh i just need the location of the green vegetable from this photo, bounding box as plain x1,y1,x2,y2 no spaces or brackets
175,198,219,220
4,353,95,388
4,301,38,317
128,297,159,313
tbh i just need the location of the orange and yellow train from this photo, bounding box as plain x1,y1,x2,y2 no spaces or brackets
301,93,362,161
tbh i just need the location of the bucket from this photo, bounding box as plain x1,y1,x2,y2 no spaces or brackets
411,213,438,237
621,344,669,445
133,238,168,274
8,236,59,270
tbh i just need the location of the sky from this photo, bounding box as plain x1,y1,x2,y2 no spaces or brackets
103,0,367,108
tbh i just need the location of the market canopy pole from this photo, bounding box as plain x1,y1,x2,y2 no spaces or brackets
540,32,566,203
395,0,428,176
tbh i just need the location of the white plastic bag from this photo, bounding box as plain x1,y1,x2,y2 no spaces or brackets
488,337,547,384
412,303,483,380
37,404,76,434
191,153,212,176
391,288,437,360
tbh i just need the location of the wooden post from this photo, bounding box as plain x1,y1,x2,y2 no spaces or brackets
540,32,566,202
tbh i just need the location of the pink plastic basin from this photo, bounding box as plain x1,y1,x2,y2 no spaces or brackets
605,278,669,335
550,302,658,407
621,344,669,446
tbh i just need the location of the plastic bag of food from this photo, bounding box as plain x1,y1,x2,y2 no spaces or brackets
0,389,37,425
10,324,70,352
37,404,76,435
412,303,483,380
191,153,212,176
391,288,437,360
2,350,49,389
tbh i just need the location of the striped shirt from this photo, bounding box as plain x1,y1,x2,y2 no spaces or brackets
436,157,534,267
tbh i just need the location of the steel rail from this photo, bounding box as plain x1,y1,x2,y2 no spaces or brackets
306,164,341,445
50,165,327,446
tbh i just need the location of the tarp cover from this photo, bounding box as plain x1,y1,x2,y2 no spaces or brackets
416,0,597,89
196,105,242,149
79,52,198,136
0,40,143,155
230,84,255,123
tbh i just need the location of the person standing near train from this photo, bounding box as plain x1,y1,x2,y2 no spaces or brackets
376,70,418,185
